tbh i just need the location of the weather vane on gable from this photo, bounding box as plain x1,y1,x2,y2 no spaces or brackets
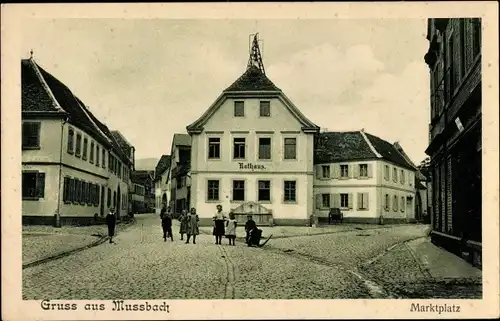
247,33,265,75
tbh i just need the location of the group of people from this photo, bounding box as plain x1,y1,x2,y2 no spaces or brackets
161,205,200,244
160,204,263,247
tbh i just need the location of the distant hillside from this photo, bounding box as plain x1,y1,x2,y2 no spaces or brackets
134,158,159,171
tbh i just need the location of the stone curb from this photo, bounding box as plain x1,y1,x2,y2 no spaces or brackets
22,220,136,270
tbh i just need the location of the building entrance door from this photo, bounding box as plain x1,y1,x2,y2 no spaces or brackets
406,197,413,222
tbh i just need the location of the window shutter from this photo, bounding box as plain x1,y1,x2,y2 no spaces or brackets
367,164,373,178
357,193,362,210
315,194,322,209
354,165,359,179
37,173,45,198
316,166,322,179
364,193,369,210
394,196,398,211
329,193,335,209
333,193,340,208
333,165,340,179
348,193,353,209
63,177,69,202
348,165,354,178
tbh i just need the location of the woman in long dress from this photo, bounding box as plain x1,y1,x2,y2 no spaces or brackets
179,210,188,241
185,207,199,244
213,204,227,245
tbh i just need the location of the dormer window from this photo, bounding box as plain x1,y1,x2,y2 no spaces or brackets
234,101,244,117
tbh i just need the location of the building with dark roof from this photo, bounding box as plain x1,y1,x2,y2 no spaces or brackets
186,34,320,226
22,57,134,226
168,134,192,215
313,130,417,224
131,170,155,213
424,18,482,268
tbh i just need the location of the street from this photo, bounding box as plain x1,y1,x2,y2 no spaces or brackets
23,214,481,300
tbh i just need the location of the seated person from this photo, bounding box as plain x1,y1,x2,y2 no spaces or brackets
245,215,257,243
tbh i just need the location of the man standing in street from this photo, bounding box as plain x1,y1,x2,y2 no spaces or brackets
161,205,174,242
106,207,117,244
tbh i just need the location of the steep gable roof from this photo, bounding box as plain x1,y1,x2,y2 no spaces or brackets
186,35,319,134
25,58,133,165
315,131,416,170
224,65,281,92
21,59,64,113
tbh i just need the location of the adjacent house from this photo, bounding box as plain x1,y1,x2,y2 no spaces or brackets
424,18,482,267
313,131,417,224
22,57,134,225
130,170,155,213
169,134,191,216
186,34,320,226
154,154,171,214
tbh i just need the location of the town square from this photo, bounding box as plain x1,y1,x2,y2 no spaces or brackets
16,16,484,302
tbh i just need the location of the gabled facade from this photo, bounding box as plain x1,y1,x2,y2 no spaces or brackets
154,154,171,214
424,18,482,268
313,130,417,223
168,134,191,216
186,35,320,226
22,57,133,225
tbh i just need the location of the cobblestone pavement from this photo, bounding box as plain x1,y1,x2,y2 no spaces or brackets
22,221,134,266
23,215,477,300
23,234,98,266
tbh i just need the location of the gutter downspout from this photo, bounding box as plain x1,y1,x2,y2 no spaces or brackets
55,116,69,227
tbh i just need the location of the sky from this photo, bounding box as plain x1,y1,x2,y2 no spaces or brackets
22,19,430,165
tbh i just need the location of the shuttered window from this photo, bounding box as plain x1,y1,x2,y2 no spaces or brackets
358,193,369,210
90,141,94,163
67,128,74,153
75,133,82,156
385,194,390,211
96,146,100,166
393,195,398,211
22,122,41,149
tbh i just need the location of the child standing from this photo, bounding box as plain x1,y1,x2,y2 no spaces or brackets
225,212,237,246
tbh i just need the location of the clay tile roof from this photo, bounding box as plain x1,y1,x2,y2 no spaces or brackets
224,65,281,92
314,131,415,170
21,60,60,112
314,131,377,164
364,133,415,170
